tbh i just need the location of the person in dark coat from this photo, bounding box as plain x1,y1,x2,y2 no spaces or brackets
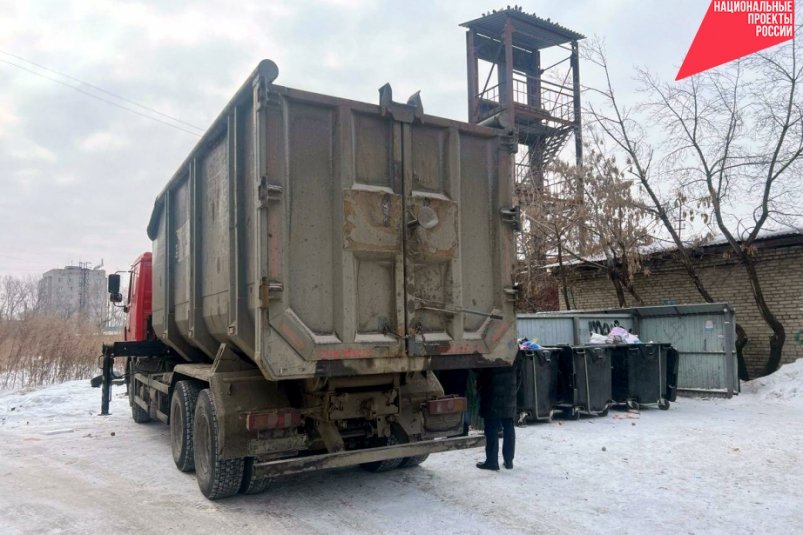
476,363,517,470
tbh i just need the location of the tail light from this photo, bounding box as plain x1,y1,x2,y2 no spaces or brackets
427,396,467,415
246,409,302,431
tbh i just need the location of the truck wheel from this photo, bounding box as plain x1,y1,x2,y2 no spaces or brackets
129,362,151,424
239,457,271,495
399,454,429,468
360,424,409,473
193,389,244,500
360,457,404,473
170,381,202,472
360,428,404,473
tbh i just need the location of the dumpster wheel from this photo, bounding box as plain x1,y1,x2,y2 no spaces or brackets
658,398,670,411
626,400,640,411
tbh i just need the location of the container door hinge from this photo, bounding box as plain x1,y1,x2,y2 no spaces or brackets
500,205,520,231
258,176,283,206
500,129,518,153
503,284,520,302
259,280,284,308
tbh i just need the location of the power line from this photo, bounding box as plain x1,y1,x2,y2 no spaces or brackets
0,57,202,137
0,49,205,132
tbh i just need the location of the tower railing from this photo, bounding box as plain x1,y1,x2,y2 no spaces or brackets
513,77,575,123
476,74,575,124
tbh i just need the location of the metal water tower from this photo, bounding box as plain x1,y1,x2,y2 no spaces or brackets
461,7,584,199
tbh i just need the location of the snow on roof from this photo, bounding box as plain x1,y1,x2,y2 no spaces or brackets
543,226,803,270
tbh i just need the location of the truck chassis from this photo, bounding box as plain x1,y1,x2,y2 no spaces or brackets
95,340,480,499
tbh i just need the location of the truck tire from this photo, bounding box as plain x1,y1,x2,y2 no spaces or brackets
128,361,151,424
170,381,202,473
239,457,271,495
360,457,404,473
193,389,244,500
399,454,429,468
360,429,404,473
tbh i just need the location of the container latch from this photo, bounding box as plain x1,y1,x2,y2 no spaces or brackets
500,205,521,231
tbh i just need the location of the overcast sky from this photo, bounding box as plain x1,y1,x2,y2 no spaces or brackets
0,0,709,277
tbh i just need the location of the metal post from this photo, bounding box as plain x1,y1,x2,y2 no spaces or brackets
502,19,515,128
528,49,541,108
571,39,585,247
571,40,582,168
466,29,479,122
100,351,113,416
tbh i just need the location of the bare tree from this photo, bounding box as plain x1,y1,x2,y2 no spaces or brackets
521,148,657,309
0,272,120,388
582,38,777,379
583,40,716,300
516,170,585,311
0,275,40,322
640,28,803,375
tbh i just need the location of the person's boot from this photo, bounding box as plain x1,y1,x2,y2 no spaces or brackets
504,460,513,470
476,461,500,471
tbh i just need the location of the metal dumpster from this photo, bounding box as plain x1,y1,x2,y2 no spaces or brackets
610,343,679,410
517,313,635,346
516,348,559,422
519,304,739,397
554,345,612,418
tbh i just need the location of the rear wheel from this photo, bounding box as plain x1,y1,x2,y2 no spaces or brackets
399,454,429,468
239,457,271,495
193,389,244,500
360,456,404,473
171,380,202,472
360,428,404,473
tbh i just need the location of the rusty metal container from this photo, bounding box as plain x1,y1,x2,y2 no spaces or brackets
148,60,517,381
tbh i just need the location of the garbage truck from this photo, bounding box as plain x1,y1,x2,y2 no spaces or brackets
96,60,518,499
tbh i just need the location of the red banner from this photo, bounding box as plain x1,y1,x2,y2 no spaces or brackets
677,0,795,80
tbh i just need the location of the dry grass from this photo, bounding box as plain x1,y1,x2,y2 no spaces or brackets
0,317,120,390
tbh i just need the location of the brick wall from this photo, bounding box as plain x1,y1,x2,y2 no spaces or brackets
558,243,803,378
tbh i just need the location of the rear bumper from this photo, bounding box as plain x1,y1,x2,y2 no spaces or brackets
253,434,485,478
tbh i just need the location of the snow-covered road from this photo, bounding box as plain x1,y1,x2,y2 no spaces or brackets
1,362,802,535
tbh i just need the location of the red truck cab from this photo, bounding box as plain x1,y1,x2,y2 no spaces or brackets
125,252,153,342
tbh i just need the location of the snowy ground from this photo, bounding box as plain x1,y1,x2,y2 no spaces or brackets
1,362,802,535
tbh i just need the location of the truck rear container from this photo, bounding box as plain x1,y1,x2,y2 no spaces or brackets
100,59,519,499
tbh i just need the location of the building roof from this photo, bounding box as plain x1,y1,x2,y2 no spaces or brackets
545,227,803,271
460,7,584,50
